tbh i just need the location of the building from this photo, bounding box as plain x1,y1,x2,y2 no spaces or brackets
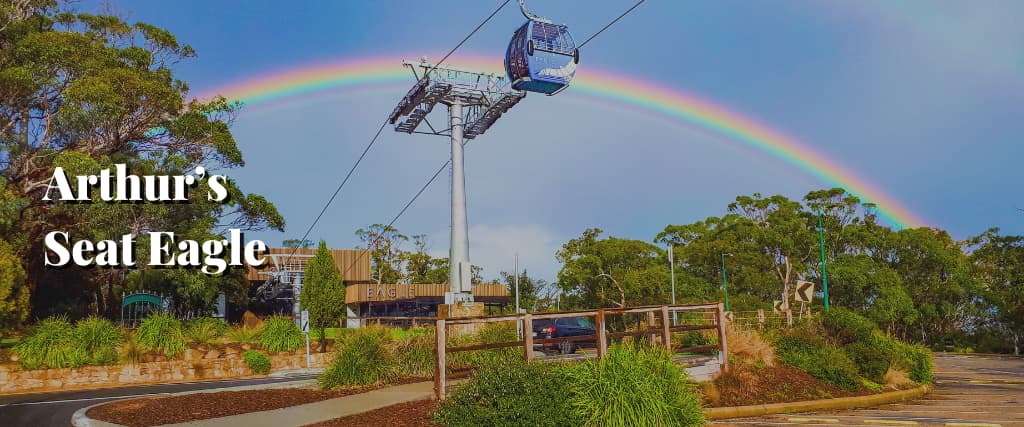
247,247,509,322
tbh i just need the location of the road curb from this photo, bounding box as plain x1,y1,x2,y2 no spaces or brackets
703,383,933,420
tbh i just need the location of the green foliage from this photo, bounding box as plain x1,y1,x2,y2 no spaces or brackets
393,332,435,378
448,322,522,369
258,316,304,352
13,316,87,369
775,335,860,391
565,344,706,427
136,313,187,358
1,4,282,323
243,350,271,374
820,307,875,345
300,240,346,351
319,327,395,389
0,239,29,339
73,316,122,365
186,317,227,344
433,357,579,427
845,339,892,383
226,324,261,343
892,341,934,383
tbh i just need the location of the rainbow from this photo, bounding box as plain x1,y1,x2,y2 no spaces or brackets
197,54,926,228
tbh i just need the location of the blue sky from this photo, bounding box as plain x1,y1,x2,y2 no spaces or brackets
81,1,1022,282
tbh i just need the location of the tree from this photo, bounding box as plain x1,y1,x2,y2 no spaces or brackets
0,239,29,338
0,4,283,318
556,229,669,309
499,269,549,312
968,229,1024,355
300,241,346,352
356,224,408,284
282,239,313,249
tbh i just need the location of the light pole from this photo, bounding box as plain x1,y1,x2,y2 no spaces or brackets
721,253,732,311
668,244,677,324
817,211,830,311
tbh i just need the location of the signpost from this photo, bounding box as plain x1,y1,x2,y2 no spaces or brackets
794,280,815,303
773,300,784,314
724,311,734,322
300,309,310,368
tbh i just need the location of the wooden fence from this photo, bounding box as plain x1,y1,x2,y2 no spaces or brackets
433,303,727,400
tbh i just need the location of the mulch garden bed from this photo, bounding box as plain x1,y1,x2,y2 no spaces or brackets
87,378,428,427
305,399,441,427
707,363,871,407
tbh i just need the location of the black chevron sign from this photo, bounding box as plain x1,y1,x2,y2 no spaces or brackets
794,280,815,303
773,300,785,313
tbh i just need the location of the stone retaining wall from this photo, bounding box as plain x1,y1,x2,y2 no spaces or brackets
0,352,333,394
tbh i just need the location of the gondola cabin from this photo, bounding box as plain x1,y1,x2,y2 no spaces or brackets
505,20,579,95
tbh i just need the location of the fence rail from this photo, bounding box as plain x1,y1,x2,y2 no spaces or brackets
433,302,727,400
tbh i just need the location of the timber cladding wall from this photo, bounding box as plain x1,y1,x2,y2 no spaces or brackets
246,247,371,283
345,283,509,304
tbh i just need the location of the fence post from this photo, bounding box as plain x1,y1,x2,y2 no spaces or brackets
434,318,446,400
716,303,728,367
524,313,534,362
660,305,672,351
596,309,608,358
646,310,657,345
786,307,793,327
757,309,765,330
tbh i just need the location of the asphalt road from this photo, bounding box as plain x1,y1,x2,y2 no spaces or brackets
716,353,1024,426
0,373,317,427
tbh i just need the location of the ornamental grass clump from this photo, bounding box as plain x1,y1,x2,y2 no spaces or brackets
73,316,122,365
319,326,396,389
226,324,261,343
14,316,87,369
258,316,304,352
186,317,228,345
565,343,706,427
136,313,188,358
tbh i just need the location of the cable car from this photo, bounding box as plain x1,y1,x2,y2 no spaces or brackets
505,0,579,95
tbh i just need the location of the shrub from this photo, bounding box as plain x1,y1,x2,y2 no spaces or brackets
136,313,188,357
775,335,859,391
433,357,579,427
226,324,261,343
892,341,933,383
319,327,396,389
73,316,122,365
820,308,875,345
258,316,304,352
14,316,87,369
845,340,892,382
243,350,271,374
565,343,706,427
186,317,228,345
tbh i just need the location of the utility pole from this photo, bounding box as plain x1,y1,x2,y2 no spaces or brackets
817,211,830,311
721,253,731,312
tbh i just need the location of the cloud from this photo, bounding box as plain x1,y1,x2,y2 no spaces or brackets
427,224,564,283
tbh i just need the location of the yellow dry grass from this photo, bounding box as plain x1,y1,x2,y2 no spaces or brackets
726,325,776,367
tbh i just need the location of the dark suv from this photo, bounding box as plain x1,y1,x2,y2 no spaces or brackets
532,317,597,354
